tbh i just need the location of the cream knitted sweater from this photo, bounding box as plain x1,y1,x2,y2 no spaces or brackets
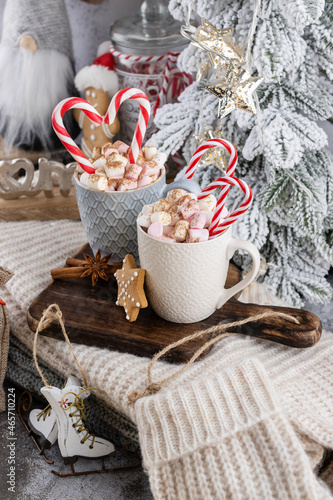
1,220,333,499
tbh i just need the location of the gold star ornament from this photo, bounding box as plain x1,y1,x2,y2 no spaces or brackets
205,71,263,119
115,254,148,322
195,19,244,63
193,125,229,173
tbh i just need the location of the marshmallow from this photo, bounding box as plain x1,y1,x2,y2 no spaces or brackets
149,174,158,182
113,140,129,154
85,174,108,191
105,161,126,178
105,178,120,192
125,164,142,180
94,168,107,178
137,174,153,188
190,212,207,229
163,225,174,235
186,229,209,243
137,214,151,228
153,198,170,213
92,156,107,170
91,146,102,160
178,194,197,207
160,234,176,243
150,211,172,225
141,160,160,177
148,222,163,238
143,146,157,160
104,147,118,158
117,178,137,191
200,210,214,227
154,152,167,168
101,142,113,154
136,155,146,165
166,205,182,225
198,194,216,212
142,204,154,215
166,189,188,204
180,200,200,219
92,146,102,159
107,152,128,167
77,165,86,174
80,172,89,186
171,220,190,242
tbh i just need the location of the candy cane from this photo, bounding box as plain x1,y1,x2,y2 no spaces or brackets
104,88,151,164
198,176,253,238
52,97,103,174
185,139,238,179
153,52,179,116
110,43,168,65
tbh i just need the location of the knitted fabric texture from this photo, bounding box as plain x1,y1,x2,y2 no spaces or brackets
1,220,333,498
7,335,139,446
1,0,73,58
136,360,331,500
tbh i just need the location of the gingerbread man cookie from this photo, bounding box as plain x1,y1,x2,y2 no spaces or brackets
74,52,120,158
115,255,148,321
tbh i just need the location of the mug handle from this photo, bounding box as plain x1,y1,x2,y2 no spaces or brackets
216,237,261,309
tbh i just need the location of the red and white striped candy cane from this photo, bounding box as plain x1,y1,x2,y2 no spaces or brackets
104,88,151,164
52,97,103,174
153,54,193,116
110,43,168,66
198,176,253,238
153,52,179,116
185,139,238,179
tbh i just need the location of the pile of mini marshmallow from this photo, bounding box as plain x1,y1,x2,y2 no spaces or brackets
78,140,166,192
137,189,228,243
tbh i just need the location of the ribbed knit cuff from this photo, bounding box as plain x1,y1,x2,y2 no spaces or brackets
136,359,279,467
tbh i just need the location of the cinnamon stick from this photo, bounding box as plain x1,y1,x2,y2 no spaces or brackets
51,267,85,279
51,263,122,281
66,258,87,267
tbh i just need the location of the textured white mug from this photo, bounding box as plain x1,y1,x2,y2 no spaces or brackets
138,225,260,323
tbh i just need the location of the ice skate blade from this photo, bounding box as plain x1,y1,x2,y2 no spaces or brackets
39,437,52,450
63,455,78,465
51,458,141,478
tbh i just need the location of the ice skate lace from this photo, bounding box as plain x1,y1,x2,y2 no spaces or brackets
37,374,78,422
60,388,99,449
37,405,51,421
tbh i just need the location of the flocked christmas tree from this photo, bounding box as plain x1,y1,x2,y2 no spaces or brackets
147,0,333,306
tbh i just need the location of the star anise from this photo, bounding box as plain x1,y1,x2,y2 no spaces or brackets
51,249,122,286
80,249,112,286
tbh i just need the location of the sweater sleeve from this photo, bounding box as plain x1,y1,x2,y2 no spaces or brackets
135,359,332,500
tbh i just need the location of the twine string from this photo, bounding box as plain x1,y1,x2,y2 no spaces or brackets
33,303,88,389
128,310,299,405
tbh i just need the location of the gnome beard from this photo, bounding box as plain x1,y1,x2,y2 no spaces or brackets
0,44,77,150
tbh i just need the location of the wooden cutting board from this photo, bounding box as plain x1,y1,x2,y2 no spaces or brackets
27,244,322,363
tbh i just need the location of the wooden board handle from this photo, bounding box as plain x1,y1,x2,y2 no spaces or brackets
224,298,322,348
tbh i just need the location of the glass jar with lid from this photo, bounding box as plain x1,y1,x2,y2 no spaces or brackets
110,0,190,144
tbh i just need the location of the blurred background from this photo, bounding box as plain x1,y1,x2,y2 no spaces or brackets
0,0,142,71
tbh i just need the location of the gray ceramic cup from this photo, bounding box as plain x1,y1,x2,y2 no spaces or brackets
74,168,166,262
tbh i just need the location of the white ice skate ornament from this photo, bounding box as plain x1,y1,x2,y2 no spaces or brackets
41,384,114,465
28,374,81,450
31,304,141,477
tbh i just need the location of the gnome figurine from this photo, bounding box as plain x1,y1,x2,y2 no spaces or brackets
0,0,79,151
74,51,120,159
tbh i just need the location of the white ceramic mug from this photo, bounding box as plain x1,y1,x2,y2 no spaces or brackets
137,225,260,323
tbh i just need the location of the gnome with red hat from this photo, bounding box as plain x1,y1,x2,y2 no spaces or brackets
74,48,120,158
